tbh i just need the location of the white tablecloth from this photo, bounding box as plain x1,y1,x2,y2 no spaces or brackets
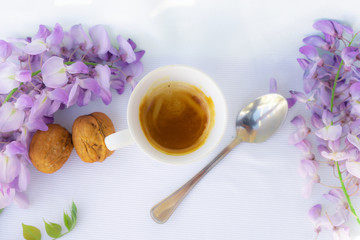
1,0,360,239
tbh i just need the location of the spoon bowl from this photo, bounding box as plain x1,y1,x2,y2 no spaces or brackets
236,93,288,143
150,93,288,224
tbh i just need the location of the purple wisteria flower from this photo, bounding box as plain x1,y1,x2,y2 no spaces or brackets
0,23,145,210
289,19,360,239
0,40,12,62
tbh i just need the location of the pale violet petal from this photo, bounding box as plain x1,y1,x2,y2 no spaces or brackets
67,82,80,107
81,90,92,106
308,204,322,225
47,100,61,115
42,56,67,88
351,101,360,115
123,61,143,78
298,159,319,178
76,88,85,106
100,88,112,105
17,162,30,192
311,113,324,129
321,110,333,126
46,23,64,46
349,82,360,100
28,92,51,120
62,32,74,49
0,62,20,94
94,65,112,105
299,45,319,61
26,118,48,132
0,153,20,184
346,161,360,178
303,35,329,50
22,38,47,55
328,209,348,227
328,139,341,152
289,127,310,145
350,120,360,135
291,115,306,128
66,61,89,74
321,151,348,161
4,141,26,156
313,20,336,36
89,25,111,55
127,77,137,90
117,35,136,63
15,69,31,83
70,24,93,50
347,133,360,151
48,88,68,104
78,77,100,94
323,189,343,203
0,40,12,62
315,125,342,141
294,139,312,153
95,64,111,89
0,102,25,133
34,24,51,40
110,79,125,94
19,126,31,150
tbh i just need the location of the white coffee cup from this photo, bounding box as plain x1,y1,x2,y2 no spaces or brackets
105,65,227,165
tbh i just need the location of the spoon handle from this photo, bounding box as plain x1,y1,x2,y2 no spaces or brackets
150,137,241,224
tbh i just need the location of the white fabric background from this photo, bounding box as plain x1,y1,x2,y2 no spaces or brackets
1,0,360,239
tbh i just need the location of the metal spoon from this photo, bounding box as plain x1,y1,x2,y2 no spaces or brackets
150,93,288,224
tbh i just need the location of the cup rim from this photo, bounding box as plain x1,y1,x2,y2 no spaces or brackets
126,64,227,165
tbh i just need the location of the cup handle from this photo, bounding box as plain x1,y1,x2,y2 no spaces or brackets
105,129,135,151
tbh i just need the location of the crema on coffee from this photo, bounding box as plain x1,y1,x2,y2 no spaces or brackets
139,81,214,155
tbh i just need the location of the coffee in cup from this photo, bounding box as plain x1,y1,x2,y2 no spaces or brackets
139,81,215,155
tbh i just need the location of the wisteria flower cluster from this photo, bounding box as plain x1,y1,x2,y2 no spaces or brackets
0,24,144,210
290,19,360,239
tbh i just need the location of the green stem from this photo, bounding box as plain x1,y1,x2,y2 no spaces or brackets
330,60,343,112
330,33,360,225
52,231,69,239
64,61,97,66
3,86,21,103
336,162,360,224
65,61,116,69
32,70,41,76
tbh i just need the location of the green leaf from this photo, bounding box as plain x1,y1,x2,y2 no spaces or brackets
63,202,77,232
44,220,62,238
22,223,42,240
71,202,77,222
0,208,3,214
64,202,77,232
63,213,73,232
